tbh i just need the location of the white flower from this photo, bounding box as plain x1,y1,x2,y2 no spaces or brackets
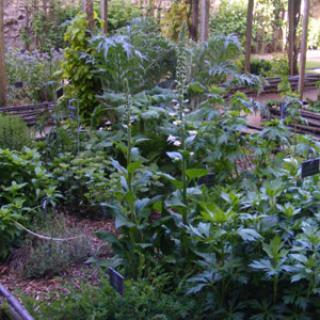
173,140,182,147
105,120,112,126
188,130,197,136
190,152,194,156
184,108,190,113
99,127,104,131
167,135,177,143
173,120,182,126
169,112,176,117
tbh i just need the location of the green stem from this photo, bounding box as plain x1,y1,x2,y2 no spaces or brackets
273,276,278,304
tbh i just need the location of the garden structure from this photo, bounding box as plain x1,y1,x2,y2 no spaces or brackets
1,1,320,319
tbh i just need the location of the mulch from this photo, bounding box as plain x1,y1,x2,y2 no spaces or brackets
0,215,115,301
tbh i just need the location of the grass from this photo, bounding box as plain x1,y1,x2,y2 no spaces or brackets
306,60,320,70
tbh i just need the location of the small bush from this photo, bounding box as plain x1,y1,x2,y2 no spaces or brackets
0,114,31,150
6,49,62,104
266,56,289,77
0,148,60,260
250,58,272,76
25,279,199,320
21,215,92,279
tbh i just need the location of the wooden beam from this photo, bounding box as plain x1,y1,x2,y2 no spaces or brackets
299,0,310,99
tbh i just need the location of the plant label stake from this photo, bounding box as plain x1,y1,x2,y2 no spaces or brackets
56,87,64,99
14,81,24,89
301,158,320,178
108,267,124,296
198,174,215,187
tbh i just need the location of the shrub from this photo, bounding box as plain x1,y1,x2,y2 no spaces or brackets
210,0,247,42
0,114,31,150
0,148,60,259
21,214,92,279
107,0,141,32
25,279,199,320
62,15,101,120
250,58,272,76
5,49,62,104
266,56,289,77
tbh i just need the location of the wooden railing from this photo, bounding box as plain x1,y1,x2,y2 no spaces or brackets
0,284,34,320
0,102,54,126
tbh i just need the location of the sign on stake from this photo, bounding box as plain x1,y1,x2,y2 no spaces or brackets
301,158,320,178
108,267,124,296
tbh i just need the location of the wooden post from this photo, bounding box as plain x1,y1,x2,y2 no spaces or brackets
0,0,7,106
299,0,310,99
199,0,209,42
101,0,108,34
244,0,254,73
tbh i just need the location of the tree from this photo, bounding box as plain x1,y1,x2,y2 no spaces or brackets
199,0,209,42
288,0,301,75
271,0,286,52
0,0,7,106
82,0,94,30
244,0,254,72
101,0,108,34
190,0,199,41
299,0,310,98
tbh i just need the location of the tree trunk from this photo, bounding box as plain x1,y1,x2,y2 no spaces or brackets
299,0,310,98
199,0,209,42
288,0,301,75
82,0,94,30
244,0,254,73
190,0,199,41
271,0,285,52
101,0,108,34
0,0,7,106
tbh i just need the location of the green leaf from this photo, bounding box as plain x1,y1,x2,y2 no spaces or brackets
166,151,183,161
186,168,208,180
237,228,262,242
127,161,142,174
96,231,118,244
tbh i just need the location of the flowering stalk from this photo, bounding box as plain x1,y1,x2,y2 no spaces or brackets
124,79,136,222
176,30,190,223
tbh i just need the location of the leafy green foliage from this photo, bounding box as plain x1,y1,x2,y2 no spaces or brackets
25,279,199,320
5,49,61,104
210,0,247,42
0,148,59,259
21,214,92,279
106,0,141,32
62,15,101,119
30,2,79,51
0,114,31,150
